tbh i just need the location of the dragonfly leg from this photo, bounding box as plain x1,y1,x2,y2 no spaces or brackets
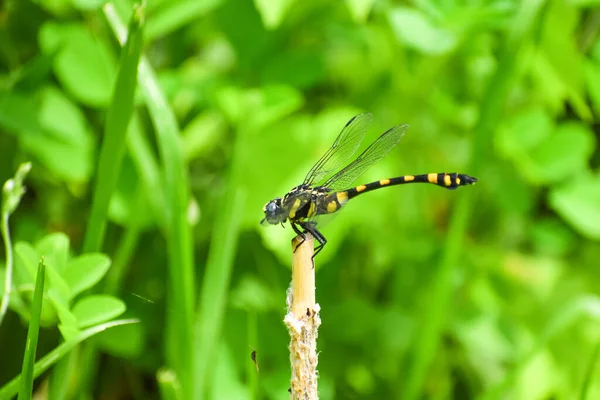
291,223,305,253
299,221,327,267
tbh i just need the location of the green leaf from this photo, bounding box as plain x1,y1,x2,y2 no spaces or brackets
549,177,600,239
527,123,595,183
35,233,70,274
37,86,94,150
63,254,111,299
496,107,553,155
38,23,116,107
72,295,126,328
498,112,594,185
47,290,79,339
0,88,95,182
388,7,457,54
30,86,94,181
13,243,62,327
14,242,40,286
45,268,74,314
253,0,297,29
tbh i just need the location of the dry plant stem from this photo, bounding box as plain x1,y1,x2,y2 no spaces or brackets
284,233,321,400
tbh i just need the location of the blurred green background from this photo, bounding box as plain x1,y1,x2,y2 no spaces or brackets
1,0,600,399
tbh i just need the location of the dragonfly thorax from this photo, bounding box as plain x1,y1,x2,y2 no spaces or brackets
261,198,287,225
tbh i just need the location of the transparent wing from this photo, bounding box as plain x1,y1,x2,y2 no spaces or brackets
322,124,409,191
303,113,373,186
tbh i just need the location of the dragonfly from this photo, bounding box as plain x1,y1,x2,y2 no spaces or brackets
261,113,477,258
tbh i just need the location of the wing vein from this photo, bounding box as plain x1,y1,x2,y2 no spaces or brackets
302,113,373,187
321,124,409,190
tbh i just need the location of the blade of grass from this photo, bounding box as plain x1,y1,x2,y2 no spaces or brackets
62,6,144,398
192,111,248,399
104,4,196,397
127,115,167,229
104,191,145,294
18,257,46,400
400,1,547,399
83,3,144,253
193,186,246,399
0,318,139,399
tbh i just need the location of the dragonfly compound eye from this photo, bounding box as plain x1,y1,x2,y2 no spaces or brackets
263,198,284,224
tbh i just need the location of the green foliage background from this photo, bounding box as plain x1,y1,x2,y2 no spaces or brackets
1,0,600,399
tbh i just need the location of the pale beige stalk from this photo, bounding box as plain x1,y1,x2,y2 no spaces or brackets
284,234,321,400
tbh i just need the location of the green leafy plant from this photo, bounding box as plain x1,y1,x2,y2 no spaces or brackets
2,0,600,398
8,232,124,337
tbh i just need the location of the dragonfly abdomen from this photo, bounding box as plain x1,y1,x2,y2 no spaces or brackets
346,173,477,200
315,191,350,216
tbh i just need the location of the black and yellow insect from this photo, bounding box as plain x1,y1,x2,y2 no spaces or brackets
261,113,477,257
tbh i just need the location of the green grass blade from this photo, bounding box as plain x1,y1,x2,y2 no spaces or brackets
83,4,144,253
126,116,167,229
104,194,144,294
400,2,548,399
104,4,196,397
17,257,45,400
69,6,145,397
0,319,139,399
193,187,246,399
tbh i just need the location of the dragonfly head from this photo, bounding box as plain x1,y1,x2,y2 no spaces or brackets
261,198,286,225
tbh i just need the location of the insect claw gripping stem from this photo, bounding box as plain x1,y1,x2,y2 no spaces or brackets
299,221,327,268
291,223,306,253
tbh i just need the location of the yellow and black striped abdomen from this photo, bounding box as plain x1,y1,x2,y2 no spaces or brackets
346,173,477,200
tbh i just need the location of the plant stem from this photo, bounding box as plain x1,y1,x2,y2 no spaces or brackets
0,210,13,327
285,234,320,400
0,162,31,327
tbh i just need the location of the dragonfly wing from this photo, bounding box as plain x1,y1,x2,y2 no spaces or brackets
322,124,409,191
303,113,373,187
